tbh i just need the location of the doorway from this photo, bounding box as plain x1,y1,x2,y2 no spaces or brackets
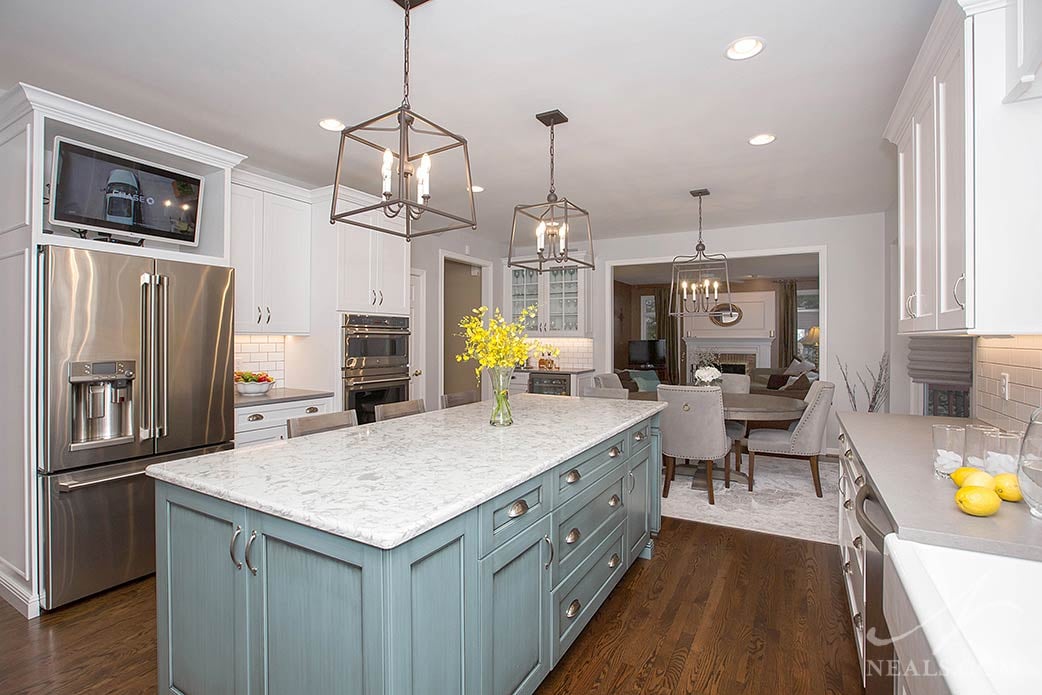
409,269,427,408
439,251,493,404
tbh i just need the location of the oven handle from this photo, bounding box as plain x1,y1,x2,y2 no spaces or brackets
343,327,411,337
854,484,891,551
344,377,413,389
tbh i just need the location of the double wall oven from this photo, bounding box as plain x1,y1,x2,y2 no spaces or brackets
342,314,411,424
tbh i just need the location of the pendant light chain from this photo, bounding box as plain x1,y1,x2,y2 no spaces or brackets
402,0,411,107
548,122,556,199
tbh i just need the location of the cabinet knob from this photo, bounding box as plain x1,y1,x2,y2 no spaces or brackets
634,431,646,442
305,406,319,414
844,449,853,461
564,469,581,484
564,528,581,545
608,494,621,508
853,536,863,551
507,499,529,519
565,599,581,619
608,553,621,569
853,613,863,630
247,413,264,422
844,499,853,511
843,561,852,576
854,475,865,487
838,433,846,444
608,446,621,459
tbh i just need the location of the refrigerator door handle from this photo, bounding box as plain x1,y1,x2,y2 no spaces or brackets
157,274,170,438
139,273,154,440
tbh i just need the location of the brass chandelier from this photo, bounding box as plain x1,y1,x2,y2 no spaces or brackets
507,109,594,272
668,189,735,319
329,0,477,241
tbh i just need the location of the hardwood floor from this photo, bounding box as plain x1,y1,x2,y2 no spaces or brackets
0,518,859,695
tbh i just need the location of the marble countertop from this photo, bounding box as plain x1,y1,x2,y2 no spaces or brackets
234,387,335,409
838,412,1042,561
148,394,666,549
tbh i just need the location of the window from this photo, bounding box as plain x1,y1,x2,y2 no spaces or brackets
640,295,657,340
796,288,820,362
925,386,971,417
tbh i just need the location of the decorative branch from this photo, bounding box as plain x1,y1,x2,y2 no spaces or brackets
837,352,891,413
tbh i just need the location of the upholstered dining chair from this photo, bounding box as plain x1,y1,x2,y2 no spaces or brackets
593,373,625,389
720,373,751,470
582,385,630,400
440,389,481,409
287,409,359,438
744,381,835,496
374,399,426,422
656,385,733,504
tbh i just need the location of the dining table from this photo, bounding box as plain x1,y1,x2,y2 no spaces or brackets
722,392,808,421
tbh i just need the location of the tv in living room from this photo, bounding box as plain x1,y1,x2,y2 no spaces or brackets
628,339,667,366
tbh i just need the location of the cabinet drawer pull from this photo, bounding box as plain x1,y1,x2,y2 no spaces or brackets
844,449,853,461
853,613,863,630
608,494,621,508
564,469,581,484
565,599,581,619
543,535,554,570
245,530,258,576
628,471,636,493
853,536,863,551
564,528,581,545
608,446,621,459
844,499,853,511
507,499,529,519
854,475,865,487
608,553,621,569
247,413,264,422
843,561,852,576
305,406,320,414
953,274,966,310
229,525,242,570
634,431,646,442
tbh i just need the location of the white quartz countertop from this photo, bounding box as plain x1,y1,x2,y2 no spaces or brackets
886,536,1041,694
147,394,666,549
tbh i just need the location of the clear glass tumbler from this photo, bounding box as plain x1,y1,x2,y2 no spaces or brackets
1018,408,1042,519
964,424,999,470
982,431,1023,475
932,424,965,480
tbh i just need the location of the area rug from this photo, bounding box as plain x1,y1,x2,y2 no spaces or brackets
660,456,840,545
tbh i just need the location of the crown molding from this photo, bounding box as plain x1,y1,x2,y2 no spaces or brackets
956,0,1008,16
231,169,311,202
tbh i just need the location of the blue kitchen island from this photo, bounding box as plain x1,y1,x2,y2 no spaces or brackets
147,394,665,695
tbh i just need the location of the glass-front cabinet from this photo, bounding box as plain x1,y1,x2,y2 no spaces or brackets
505,262,587,336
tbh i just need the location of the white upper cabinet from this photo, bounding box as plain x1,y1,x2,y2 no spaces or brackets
230,179,311,334
504,262,588,336
335,207,411,317
888,2,1042,335
1004,0,1042,102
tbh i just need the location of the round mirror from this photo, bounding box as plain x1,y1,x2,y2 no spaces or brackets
709,303,743,327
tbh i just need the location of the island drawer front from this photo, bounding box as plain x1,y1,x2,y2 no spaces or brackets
235,398,333,433
628,422,651,455
551,521,626,665
552,466,626,586
477,471,554,558
554,433,629,505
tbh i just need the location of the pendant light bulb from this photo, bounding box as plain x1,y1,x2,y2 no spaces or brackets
381,148,394,196
536,222,546,253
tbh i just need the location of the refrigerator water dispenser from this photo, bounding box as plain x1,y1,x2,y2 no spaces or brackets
69,360,135,450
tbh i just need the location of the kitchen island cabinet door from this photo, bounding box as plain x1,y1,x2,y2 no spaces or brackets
156,482,249,695
625,448,651,566
245,511,385,695
478,515,553,695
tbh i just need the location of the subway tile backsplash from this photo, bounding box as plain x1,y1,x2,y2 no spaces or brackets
528,337,594,370
974,335,1042,432
234,334,285,386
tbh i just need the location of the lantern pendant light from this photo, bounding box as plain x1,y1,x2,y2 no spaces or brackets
507,109,595,272
329,0,478,241
668,189,734,318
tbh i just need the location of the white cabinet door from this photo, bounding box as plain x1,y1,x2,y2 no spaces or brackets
336,221,377,313
1006,0,1042,102
910,91,937,332
935,38,970,331
544,266,585,335
897,133,917,334
261,193,311,334
507,266,540,330
230,184,264,333
374,233,410,316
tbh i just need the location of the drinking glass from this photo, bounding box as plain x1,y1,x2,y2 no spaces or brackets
1018,408,1042,519
932,424,965,480
964,424,999,470
982,431,1023,475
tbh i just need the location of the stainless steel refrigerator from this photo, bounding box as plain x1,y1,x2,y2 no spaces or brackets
39,245,234,609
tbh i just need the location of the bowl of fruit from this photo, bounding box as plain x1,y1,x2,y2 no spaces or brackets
235,371,275,395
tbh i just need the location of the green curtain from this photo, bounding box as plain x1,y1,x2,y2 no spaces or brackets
777,280,798,367
654,288,679,384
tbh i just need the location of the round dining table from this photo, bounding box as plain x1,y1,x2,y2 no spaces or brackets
722,392,807,421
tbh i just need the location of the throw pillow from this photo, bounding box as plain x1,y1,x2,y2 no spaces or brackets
800,359,817,373
629,369,661,392
615,370,640,393
782,373,811,391
782,358,805,376
766,374,790,390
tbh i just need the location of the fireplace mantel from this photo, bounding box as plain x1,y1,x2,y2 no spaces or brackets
684,335,774,377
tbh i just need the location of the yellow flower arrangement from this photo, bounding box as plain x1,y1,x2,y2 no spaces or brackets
455,305,556,380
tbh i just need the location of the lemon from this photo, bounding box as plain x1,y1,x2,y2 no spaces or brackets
960,470,996,490
951,466,982,487
955,486,1002,517
993,473,1023,502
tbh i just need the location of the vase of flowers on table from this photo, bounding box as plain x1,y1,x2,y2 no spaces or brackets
693,366,723,386
456,305,556,427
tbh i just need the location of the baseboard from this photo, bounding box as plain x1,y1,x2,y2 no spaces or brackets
0,564,39,619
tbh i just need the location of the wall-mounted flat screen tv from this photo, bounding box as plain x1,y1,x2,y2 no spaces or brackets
49,137,204,246
628,339,667,366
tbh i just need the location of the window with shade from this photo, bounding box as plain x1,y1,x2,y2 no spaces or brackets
908,336,973,418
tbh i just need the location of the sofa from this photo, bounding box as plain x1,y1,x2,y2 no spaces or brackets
749,360,818,400
593,371,661,401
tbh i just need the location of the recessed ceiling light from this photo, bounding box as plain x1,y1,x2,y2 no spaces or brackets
726,36,765,60
469,185,484,193
748,133,776,146
318,118,345,131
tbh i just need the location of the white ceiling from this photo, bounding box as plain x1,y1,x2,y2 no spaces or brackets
614,253,820,285
0,0,938,240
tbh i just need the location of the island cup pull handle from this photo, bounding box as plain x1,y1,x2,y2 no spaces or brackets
305,406,320,414
507,499,529,518
564,469,581,484
247,413,264,422
565,599,581,619
608,446,621,458
543,535,554,570
608,553,621,569
229,525,243,570
565,528,581,545
634,431,646,442
245,531,258,576
608,494,621,508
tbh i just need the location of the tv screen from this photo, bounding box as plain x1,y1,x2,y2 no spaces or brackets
50,137,203,246
628,340,666,365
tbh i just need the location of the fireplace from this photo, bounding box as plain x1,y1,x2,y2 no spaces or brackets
683,336,773,384
718,353,757,375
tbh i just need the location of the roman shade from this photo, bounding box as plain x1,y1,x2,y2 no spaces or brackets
907,336,973,386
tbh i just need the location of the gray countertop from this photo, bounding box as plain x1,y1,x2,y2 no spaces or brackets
518,368,595,375
233,387,335,408
838,412,1042,561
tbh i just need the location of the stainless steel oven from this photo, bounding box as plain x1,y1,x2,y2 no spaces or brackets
342,314,411,423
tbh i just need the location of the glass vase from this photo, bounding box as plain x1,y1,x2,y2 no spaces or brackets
488,366,514,427
1018,408,1042,519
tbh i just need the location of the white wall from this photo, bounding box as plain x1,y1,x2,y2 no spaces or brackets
592,212,888,445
